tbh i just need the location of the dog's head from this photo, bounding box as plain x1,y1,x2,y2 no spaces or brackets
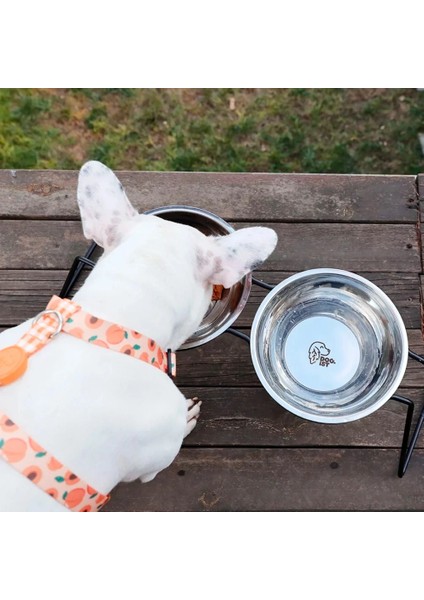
77,161,278,348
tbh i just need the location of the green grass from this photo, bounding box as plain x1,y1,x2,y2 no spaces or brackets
0,88,423,174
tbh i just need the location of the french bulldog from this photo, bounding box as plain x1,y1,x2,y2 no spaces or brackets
0,160,277,511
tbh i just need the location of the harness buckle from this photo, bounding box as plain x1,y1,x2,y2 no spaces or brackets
32,310,64,338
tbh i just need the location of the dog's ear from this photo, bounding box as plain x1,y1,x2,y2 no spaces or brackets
77,161,138,250
199,227,278,288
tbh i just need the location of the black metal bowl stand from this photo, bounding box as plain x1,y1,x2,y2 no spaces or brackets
59,244,423,478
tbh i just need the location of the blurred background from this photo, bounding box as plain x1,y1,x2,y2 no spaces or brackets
0,88,423,174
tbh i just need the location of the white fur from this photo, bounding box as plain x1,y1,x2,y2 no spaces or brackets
0,161,277,511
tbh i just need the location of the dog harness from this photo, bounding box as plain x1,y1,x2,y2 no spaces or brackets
0,295,177,512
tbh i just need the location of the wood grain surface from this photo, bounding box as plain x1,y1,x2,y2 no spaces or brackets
104,447,424,511
0,221,420,271
178,386,424,448
0,170,418,222
172,329,424,388
0,270,421,329
1,169,423,511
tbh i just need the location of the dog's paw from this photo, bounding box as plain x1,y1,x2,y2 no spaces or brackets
184,397,202,438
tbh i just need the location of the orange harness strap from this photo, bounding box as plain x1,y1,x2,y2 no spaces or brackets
0,413,110,511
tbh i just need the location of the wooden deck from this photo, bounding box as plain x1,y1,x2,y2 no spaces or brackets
1,169,424,511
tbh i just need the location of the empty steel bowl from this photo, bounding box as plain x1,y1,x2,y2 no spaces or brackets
250,268,408,423
145,205,251,349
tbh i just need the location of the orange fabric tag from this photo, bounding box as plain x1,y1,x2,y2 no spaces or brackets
0,346,28,386
212,285,224,301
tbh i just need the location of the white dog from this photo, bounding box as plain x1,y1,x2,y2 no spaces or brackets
0,161,277,511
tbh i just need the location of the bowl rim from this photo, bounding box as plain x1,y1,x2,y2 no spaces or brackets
250,267,409,423
144,204,234,233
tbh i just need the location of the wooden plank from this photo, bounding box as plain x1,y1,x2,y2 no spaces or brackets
102,326,424,389
180,387,424,448
418,173,424,221
0,221,87,269
0,270,421,329
418,176,424,296
250,223,421,273
406,330,424,388
0,170,417,223
420,275,424,333
1,322,423,388
243,271,421,330
0,221,420,272
0,170,77,219
104,447,424,511
0,271,73,326
174,329,424,388
1,322,422,388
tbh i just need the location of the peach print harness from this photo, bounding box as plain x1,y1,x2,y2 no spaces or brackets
0,296,176,512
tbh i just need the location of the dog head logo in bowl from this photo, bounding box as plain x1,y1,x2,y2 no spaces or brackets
308,341,336,367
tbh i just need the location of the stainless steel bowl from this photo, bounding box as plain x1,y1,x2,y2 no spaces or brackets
250,268,408,423
145,205,251,349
